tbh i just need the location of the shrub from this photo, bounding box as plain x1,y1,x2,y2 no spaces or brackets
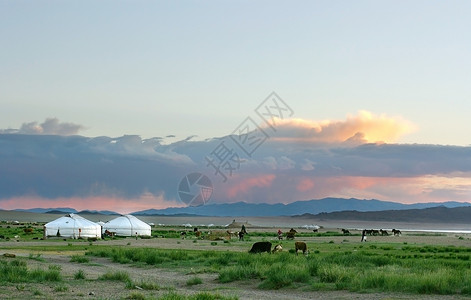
54,285,68,292
70,255,89,263
99,271,131,282
74,269,86,280
186,276,203,286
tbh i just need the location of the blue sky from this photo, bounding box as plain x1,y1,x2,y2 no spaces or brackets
1,1,470,144
1,2,470,213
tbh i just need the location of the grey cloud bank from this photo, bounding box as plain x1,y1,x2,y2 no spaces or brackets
0,129,470,208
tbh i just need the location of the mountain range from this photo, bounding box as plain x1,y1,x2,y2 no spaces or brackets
294,206,471,223
131,198,470,217
12,198,470,217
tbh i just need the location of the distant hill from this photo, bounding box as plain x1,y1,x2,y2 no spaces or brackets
293,206,471,223
77,210,119,215
131,198,471,217
14,207,77,214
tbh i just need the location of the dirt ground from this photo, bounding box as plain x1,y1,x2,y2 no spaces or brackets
2,230,471,300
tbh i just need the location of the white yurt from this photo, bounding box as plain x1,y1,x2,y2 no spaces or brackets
44,213,101,239
102,215,151,237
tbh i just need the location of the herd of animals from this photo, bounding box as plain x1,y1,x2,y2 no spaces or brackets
179,227,402,256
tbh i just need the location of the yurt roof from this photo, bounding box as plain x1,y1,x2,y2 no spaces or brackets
45,213,99,228
105,214,150,229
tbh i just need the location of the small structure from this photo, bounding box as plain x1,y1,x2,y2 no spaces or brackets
102,215,151,237
44,214,101,239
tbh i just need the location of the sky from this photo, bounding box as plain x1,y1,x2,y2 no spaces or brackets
1,1,471,213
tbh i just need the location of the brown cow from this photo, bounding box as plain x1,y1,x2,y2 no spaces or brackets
295,241,308,255
23,228,34,234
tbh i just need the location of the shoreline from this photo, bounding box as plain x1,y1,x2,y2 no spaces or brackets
1,211,470,234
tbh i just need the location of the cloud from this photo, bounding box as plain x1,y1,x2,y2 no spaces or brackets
270,111,416,144
226,174,276,198
0,193,184,214
0,114,469,211
1,118,84,135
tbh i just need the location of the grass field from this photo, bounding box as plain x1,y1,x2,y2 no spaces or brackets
1,222,471,299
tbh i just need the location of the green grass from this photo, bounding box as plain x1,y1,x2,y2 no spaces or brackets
74,269,86,280
0,259,62,283
157,292,238,300
53,285,69,292
70,255,89,263
86,241,471,295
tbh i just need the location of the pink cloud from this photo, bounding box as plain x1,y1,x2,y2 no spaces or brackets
225,174,276,198
0,193,183,214
296,178,315,192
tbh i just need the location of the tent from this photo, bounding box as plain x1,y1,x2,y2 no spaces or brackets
44,213,101,239
102,215,151,237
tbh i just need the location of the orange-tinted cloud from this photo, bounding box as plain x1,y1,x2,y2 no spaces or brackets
226,174,276,198
270,110,416,144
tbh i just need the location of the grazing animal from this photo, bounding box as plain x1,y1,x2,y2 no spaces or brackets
341,228,350,235
227,230,237,239
380,229,389,236
104,230,114,237
238,231,245,241
286,228,297,240
23,228,34,234
294,241,308,255
372,230,380,236
361,230,367,242
195,231,202,238
180,231,187,239
312,229,318,233
272,244,283,253
392,229,402,236
249,241,272,254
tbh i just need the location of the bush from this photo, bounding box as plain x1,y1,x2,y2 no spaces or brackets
70,255,89,263
186,276,203,286
74,269,86,280
54,285,68,292
99,271,131,282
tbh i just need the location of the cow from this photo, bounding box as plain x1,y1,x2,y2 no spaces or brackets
272,244,283,253
361,230,367,242
249,241,272,254
23,228,34,234
295,241,308,255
